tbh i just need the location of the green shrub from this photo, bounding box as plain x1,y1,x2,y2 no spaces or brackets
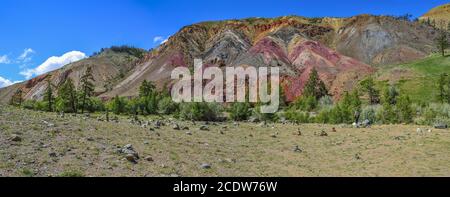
179,102,223,121
158,97,179,115
228,102,251,121
285,109,310,123
22,100,36,110
360,105,380,124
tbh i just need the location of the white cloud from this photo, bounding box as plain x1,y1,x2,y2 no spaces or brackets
0,55,11,64
18,48,35,63
20,51,87,79
0,76,16,88
153,36,169,44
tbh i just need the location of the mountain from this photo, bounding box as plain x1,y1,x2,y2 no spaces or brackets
0,14,439,103
420,3,450,30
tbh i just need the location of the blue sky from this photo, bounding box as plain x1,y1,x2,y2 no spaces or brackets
0,0,448,87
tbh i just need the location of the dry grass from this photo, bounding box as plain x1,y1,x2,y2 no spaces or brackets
0,105,449,177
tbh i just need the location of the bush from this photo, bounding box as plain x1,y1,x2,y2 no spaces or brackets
291,95,318,112
178,102,223,121
22,100,36,110
158,97,179,115
360,105,380,124
228,102,251,121
285,109,310,123
107,96,128,115
318,96,334,109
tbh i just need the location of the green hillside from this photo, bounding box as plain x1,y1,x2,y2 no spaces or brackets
376,54,450,103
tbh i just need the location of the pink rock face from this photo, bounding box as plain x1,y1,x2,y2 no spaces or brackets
283,40,375,101
250,37,290,64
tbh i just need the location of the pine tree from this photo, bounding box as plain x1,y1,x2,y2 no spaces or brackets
9,89,23,106
436,30,448,57
437,73,448,103
44,76,55,112
80,67,95,114
360,77,380,104
57,78,77,113
396,95,413,123
139,80,156,97
303,68,329,99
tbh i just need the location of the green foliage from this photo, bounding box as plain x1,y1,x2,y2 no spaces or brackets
291,95,318,112
228,102,251,121
109,45,146,59
302,68,329,99
285,109,310,123
179,102,223,121
43,76,55,112
56,78,77,113
158,97,179,115
396,95,414,123
437,73,450,103
360,77,380,104
436,30,449,57
108,95,128,115
21,100,36,110
9,89,23,106
79,67,95,113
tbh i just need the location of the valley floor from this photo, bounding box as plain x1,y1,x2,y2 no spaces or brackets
0,105,449,177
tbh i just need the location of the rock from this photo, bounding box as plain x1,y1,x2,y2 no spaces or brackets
219,130,224,135
145,156,154,162
143,141,150,145
199,125,209,131
332,128,337,132
125,154,138,163
416,128,423,134
355,153,362,160
49,152,58,157
258,121,267,127
319,130,328,137
119,144,139,162
186,131,192,135
270,134,277,138
200,163,211,169
233,122,239,127
154,120,163,128
293,145,303,153
172,124,180,130
295,129,302,136
434,123,448,129
182,126,190,130
249,117,260,123
10,134,22,142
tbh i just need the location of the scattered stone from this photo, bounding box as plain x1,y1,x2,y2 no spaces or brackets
143,141,150,145
295,129,302,136
182,126,190,130
118,144,139,163
355,153,362,160
219,130,224,135
319,130,328,137
233,122,239,127
332,127,337,132
172,123,180,130
145,156,154,162
9,134,22,142
434,123,448,129
249,117,260,123
125,154,137,163
186,131,192,135
200,163,211,169
270,134,277,138
199,125,209,131
49,152,58,157
293,145,303,153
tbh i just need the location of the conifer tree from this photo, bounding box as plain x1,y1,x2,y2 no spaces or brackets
44,76,55,112
436,30,448,57
80,67,95,113
57,78,77,113
303,68,329,99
